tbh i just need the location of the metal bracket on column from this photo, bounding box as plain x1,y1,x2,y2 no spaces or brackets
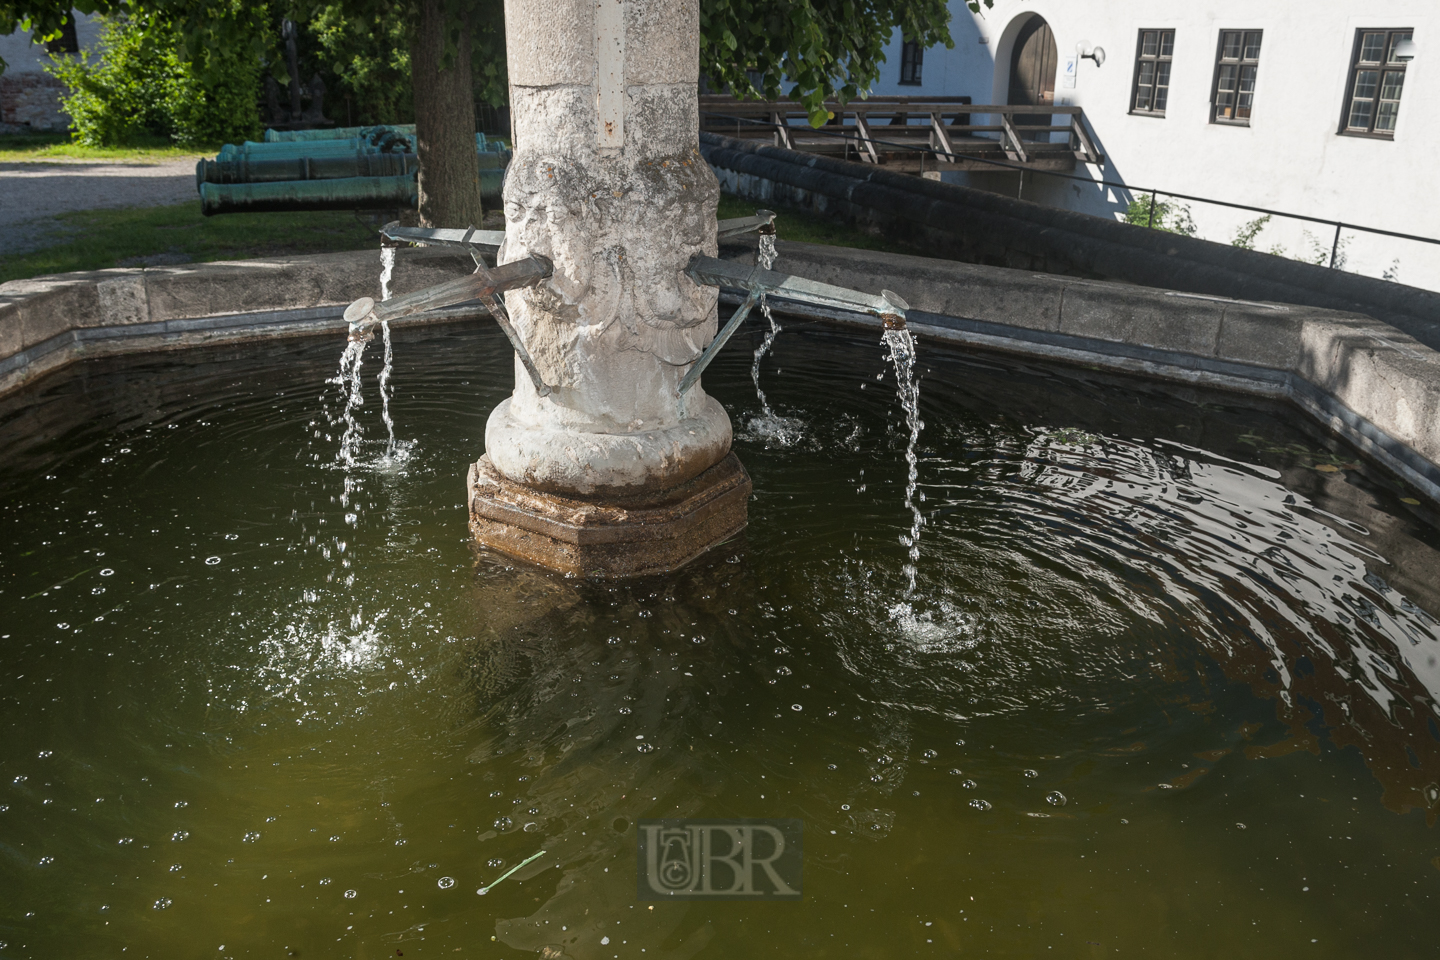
684,255,908,327
343,244,555,396
678,287,761,396
463,229,552,397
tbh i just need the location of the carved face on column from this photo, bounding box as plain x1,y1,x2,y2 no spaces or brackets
500,153,720,380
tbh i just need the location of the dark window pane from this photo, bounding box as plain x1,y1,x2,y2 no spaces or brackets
1347,97,1374,130
1360,32,1386,63
1243,32,1262,60
1142,31,1157,57
1222,32,1241,59
1377,99,1400,131
1135,86,1152,112
1155,64,1170,112
1352,69,1378,102
1160,31,1174,57
1380,69,1404,100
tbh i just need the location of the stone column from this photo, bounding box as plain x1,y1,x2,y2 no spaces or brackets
468,0,750,576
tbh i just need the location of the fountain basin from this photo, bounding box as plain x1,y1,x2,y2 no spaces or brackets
3,241,1437,515
2,319,1439,956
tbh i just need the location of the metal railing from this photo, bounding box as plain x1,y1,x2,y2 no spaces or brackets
700,107,1440,271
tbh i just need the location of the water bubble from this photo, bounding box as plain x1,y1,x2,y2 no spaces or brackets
618,707,632,715
343,889,357,899
242,832,260,843
791,704,803,712
948,768,963,776
637,743,656,754
827,764,837,770
37,750,52,759
174,801,188,809
204,557,221,566
968,799,992,811
169,864,182,872
1236,823,1247,830
38,856,54,866
118,837,133,845
488,858,504,868
877,755,893,765
922,749,938,759
171,831,189,842
11,776,24,784
961,780,977,790
437,877,455,889
153,899,172,910
1045,791,1067,807
523,822,539,832
395,839,407,846
329,836,340,842
319,878,331,885
954,740,965,747
0,805,8,813
99,569,114,577
1023,769,1039,779
477,887,489,896
225,534,238,540
494,817,513,831
840,804,850,811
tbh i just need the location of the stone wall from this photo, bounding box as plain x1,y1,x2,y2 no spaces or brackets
0,72,67,132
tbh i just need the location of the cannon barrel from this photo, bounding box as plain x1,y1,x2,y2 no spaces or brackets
264,124,417,143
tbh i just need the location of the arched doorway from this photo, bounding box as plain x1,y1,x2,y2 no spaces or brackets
1007,16,1057,140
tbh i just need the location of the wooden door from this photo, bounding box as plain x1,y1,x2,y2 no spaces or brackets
1008,17,1056,140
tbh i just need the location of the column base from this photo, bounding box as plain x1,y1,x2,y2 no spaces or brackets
468,452,751,578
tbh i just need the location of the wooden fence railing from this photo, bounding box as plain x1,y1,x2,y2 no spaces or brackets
699,96,1103,173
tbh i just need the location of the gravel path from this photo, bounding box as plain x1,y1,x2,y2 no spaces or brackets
0,158,201,256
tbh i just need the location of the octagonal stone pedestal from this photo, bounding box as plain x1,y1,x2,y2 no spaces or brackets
468,453,751,578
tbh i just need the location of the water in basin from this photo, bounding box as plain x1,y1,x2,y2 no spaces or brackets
2,320,1439,958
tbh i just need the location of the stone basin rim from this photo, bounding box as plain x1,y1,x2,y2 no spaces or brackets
1,240,1437,511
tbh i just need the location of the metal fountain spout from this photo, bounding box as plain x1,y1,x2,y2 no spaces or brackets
342,240,554,395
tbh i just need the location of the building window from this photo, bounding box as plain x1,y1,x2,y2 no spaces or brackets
1342,29,1412,137
44,13,80,54
1130,29,1175,116
900,40,923,86
1212,30,1261,124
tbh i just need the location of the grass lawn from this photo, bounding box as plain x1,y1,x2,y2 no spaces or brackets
0,177,900,286
1,203,383,285
0,131,217,164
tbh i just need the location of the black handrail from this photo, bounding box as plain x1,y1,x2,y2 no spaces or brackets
700,109,1440,268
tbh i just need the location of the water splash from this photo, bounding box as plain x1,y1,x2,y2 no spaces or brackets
883,326,925,595
747,231,804,444
378,321,396,458
379,245,396,302
331,339,367,476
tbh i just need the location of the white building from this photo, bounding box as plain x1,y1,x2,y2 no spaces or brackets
865,1,1438,290
0,13,101,133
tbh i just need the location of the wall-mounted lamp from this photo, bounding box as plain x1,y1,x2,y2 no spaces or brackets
1393,38,1418,62
1076,41,1106,67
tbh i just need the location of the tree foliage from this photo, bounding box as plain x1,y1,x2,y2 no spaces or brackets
701,0,991,127
46,8,263,144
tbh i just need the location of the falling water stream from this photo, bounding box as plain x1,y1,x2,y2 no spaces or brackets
746,232,805,446
882,324,925,597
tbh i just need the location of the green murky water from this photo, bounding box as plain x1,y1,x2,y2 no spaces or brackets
3,319,1440,959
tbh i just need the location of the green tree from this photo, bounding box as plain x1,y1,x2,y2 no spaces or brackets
46,8,263,145
1123,192,1197,238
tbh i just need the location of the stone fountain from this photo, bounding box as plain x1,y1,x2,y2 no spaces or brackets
345,0,905,578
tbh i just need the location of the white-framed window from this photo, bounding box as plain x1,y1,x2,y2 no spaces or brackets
1342,29,1412,137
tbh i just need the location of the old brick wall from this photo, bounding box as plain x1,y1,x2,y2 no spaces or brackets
0,72,67,132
